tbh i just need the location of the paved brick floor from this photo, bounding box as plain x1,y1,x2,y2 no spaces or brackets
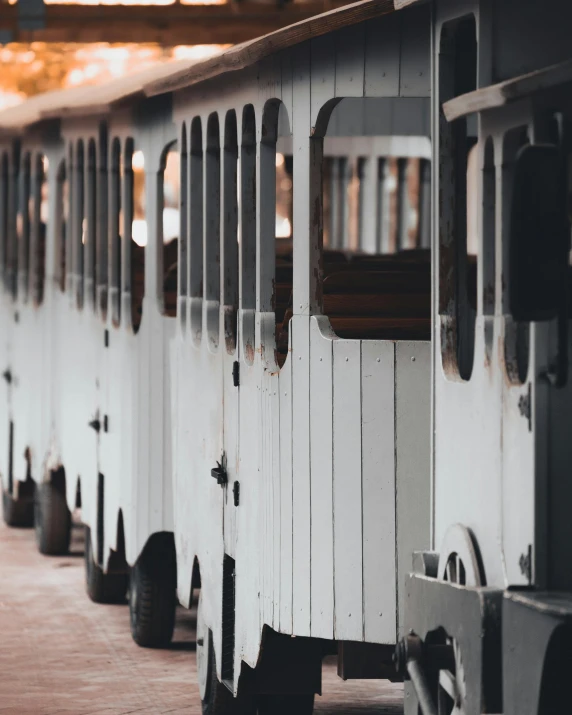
0,520,403,715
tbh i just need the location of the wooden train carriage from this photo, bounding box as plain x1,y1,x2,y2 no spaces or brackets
398,2,572,715
0,0,433,709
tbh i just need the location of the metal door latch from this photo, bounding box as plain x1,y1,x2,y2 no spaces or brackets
88,417,101,433
211,461,228,486
233,481,240,506
232,361,240,387
2,368,12,384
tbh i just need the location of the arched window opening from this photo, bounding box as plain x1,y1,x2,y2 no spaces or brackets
32,154,48,306
126,142,146,333
240,104,256,364
438,14,478,380
0,152,8,289
261,100,293,369
97,124,108,319
161,143,180,318
19,152,32,301
56,159,68,294
86,140,97,309
503,126,531,385
110,137,121,326
75,140,85,309
316,97,432,343
482,138,496,319
205,113,220,346
179,123,188,327
190,117,203,341
223,110,238,354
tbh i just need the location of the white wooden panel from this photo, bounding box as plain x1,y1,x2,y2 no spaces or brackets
361,340,396,644
309,317,334,639
291,315,311,636
395,341,431,637
333,338,363,641
335,24,366,98
364,13,401,97
310,34,336,131
278,349,293,633
399,5,431,97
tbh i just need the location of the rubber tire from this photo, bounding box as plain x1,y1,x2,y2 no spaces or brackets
201,629,255,715
34,481,71,555
2,488,34,527
129,547,177,648
256,695,315,715
84,526,128,604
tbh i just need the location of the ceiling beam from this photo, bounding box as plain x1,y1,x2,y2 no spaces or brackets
0,1,350,45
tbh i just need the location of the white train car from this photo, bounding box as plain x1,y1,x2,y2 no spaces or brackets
398,2,572,715
0,1,436,711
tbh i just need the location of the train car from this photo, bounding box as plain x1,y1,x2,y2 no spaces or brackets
398,2,572,715
0,0,436,711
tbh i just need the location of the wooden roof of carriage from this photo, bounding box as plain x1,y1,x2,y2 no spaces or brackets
0,0,426,134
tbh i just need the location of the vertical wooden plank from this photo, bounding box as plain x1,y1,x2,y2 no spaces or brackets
279,350,293,633
399,5,431,97
361,341,396,644
359,156,377,254
309,317,334,639
281,50,294,135
333,338,363,641
335,24,366,98
291,315,311,636
364,13,402,97
395,341,431,637
310,33,336,131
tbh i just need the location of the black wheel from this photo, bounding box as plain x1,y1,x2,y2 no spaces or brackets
34,481,71,555
2,488,34,527
197,591,254,715
129,539,177,648
256,694,314,715
84,526,128,604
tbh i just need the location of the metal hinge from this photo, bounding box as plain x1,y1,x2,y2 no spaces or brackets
232,361,240,387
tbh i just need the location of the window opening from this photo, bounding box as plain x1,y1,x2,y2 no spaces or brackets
97,124,108,319
179,124,188,326
438,14,478,380
503,126,531,385
482,138,496,317
241,105,256,364
190,117,203,341
75,140,85,309
0,153,8,289
223,111,238,353
205,114,220,344
127,144,145,332
315,97,432,342
57,159,68,294
86,141,97,309
260,101,293,368
110,137,121,326
33,154,48,306
161,143,180,318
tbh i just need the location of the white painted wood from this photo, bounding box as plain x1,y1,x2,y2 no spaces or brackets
362,340,396,643
364,13,402,97
278,345,293,634
309,316,335,639
334,24,366,99
332,338,363,641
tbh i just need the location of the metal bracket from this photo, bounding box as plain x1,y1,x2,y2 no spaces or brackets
211,461,227,486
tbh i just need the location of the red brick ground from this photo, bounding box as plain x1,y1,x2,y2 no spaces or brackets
0,520,403,715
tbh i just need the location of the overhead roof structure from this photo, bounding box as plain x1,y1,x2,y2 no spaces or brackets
1,0,358,45
0,0,407,133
